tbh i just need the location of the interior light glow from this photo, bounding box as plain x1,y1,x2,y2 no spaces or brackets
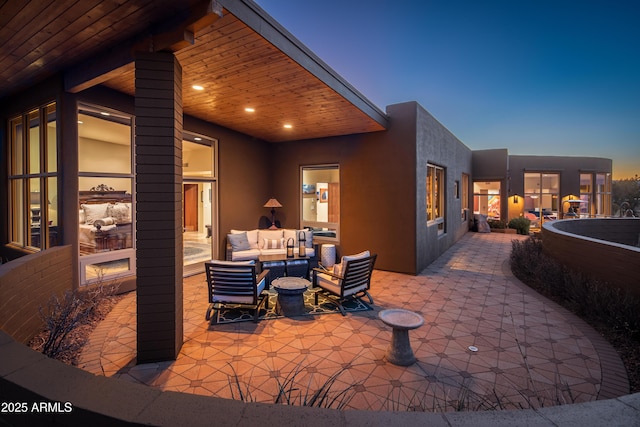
194,137,202,141
283,124,293,129
100,112,111,116
192,85,204,91
77,120,83,124
245,107,255,113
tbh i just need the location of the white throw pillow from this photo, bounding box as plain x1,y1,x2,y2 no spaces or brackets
81,203,110,225
108,203,131,224
263,238,284,249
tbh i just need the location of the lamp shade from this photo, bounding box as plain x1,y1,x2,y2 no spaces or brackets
263,198,282,208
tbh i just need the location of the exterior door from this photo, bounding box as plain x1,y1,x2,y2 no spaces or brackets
184,183,198,231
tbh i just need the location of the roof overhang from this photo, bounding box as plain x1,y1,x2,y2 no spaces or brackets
1,0,388,142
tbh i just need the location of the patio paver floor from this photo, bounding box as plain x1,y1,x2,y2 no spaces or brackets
80,232,627,411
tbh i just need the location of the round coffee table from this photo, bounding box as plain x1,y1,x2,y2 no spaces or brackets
379,309,424,366
272,277,310,317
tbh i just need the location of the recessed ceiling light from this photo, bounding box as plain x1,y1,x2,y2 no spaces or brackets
100,112,110,116
245,107,255,113
283,124,293,129
77,120,83,124
194,137,202,141
192,85,204,91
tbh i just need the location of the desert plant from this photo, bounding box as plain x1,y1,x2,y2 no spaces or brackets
510,236,640,338
227,361,360,409
37,290,91,358
31,279,120,362
508,217,531,235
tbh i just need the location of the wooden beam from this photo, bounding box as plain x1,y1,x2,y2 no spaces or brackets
65,0,222,93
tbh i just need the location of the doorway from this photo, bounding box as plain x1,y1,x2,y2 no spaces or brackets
184,184,199,231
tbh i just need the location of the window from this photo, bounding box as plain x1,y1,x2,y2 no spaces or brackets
473,181,501,220
427,164,445,233
461,173,469,221
78,105,134,285
301,165,339,241
595,173,612,217
183,133,218,274
580,173,593,217
524,172,559,225
7,103,58,250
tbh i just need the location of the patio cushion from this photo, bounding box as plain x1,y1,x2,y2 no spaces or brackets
315,272,366,297
228,232,251,251
232,229,259,249
231,249,261,261
333,250,370,276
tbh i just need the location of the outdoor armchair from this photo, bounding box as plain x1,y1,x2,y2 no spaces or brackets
204,260,269,324
312,251,376,315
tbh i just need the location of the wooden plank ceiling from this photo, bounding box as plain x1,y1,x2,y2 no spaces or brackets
0,0,387,142
103,11,386,142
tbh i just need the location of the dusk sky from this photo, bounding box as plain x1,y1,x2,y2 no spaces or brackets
256,0,639,179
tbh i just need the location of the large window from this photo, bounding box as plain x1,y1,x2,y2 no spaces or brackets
580,173,593,217
78,105,134,285
524,172,559,225
301,165,340,241
595,173,612,217
7,103,58,250
473,181,501,220
427,164,445,233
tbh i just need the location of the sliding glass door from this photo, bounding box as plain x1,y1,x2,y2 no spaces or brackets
182,134,218,275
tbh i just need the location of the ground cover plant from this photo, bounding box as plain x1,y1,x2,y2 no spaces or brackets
510,235,640,392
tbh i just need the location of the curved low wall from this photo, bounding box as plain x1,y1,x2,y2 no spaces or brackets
1,248,639,426
0,246,73,344
542,218,640,298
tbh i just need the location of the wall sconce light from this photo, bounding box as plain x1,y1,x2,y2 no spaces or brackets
512,195,519,203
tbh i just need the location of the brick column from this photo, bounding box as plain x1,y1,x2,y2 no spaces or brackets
135,52,183,362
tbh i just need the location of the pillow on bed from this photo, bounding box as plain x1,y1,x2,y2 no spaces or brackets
108,203,131,223
81,203,110,225
94,217,115,227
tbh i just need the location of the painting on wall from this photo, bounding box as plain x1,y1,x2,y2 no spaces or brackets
302,184,316,194
318,187,328,203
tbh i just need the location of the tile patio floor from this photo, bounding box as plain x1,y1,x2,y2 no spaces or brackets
79,232,627,412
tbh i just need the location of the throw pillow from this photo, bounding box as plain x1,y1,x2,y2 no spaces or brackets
263,238,284,249
81,203,110,225
94,217,115,227
108,203,131,224
227,232,251,251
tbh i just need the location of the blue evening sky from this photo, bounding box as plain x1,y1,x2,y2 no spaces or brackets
255,0,639,179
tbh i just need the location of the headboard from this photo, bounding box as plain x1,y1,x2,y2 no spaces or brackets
79,184,131,206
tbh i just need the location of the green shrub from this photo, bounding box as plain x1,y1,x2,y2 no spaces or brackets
508,217,531,235
488,219,507,229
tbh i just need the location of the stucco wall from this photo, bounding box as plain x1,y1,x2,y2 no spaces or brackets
0,246,73,344
272,102,417,274
415,102,473,272
542,219,640,298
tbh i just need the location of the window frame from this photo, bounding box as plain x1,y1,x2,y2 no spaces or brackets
7,102,58,250
300,164,340,242
77,103,136,286
427,163,445,234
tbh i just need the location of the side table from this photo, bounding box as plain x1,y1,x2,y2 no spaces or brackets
272,277,310,317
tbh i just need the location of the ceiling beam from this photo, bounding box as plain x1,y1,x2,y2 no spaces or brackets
65,0,222,93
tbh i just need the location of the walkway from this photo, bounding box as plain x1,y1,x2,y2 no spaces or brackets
79,232,628,412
